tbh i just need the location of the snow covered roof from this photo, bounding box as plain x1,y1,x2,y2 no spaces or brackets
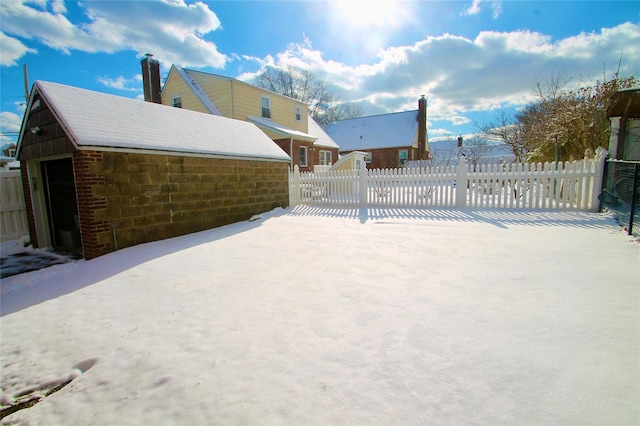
0,155,15,165
325,110,419,151
20,81,290,162
170,66,223,116
307,117,339,149
247,115,317,142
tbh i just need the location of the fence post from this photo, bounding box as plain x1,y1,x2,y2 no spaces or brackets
456,156,468,207
590,147,608,211
359,163,368,207
291,165,301,206
628,162,639,235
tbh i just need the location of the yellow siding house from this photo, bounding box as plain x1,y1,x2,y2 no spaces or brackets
153,58,339,172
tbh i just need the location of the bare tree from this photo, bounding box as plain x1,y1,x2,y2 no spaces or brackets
476,108,528,162
256,67,362,127
478,71,637,163
460,136,501,169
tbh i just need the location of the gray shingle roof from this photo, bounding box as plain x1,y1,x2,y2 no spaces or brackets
325,110,419,151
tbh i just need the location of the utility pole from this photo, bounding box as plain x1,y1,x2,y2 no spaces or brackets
23,64,30,103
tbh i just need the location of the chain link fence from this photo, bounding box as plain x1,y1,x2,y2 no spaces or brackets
600,159,640,236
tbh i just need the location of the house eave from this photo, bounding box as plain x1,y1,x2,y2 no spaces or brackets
247,115,317,142
77,145,291,163
16,83,81,159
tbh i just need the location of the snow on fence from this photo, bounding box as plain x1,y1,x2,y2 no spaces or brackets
0,169,29,242
289,149,607,211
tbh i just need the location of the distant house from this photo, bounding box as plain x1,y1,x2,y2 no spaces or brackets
607,87,640,161
0,143,18,168
325,96,429,170
2,142,16,158
143,55,339,171
16,81,290,260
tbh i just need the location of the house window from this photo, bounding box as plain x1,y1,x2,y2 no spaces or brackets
399,149,408,165
261,96,271,119
30,99,41,111
299,146,308,167
295,106,302,122
319,150,332,165
172,95,182,108
8,148,16,157
365,152,372,163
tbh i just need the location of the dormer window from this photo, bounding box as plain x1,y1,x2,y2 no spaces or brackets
295,106,302,122
261,95,271,119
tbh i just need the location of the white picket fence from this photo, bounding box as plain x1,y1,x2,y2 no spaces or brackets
0,169,29,242
289,150,607,211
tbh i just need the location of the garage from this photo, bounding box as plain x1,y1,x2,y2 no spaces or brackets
17,81,291,259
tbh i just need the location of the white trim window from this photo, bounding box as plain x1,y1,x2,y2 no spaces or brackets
172,94,182,108
319,150,332,166
299,146,308,167
399,149,408,165
365,152,372,163
295,106,302,122
261,95,271,119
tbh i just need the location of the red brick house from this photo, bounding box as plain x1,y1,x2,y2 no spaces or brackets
325,96,429,170
16,81,290,259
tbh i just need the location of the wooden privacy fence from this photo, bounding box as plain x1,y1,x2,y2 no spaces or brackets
0,169,29,242
289,149,608,211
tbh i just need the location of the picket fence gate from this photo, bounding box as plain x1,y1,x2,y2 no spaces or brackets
289,149,608,211
0,169,29,242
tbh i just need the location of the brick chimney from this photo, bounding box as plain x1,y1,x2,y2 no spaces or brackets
141,53,161,103
418,95,428,160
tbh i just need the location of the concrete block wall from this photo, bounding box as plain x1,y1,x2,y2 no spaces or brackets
74,150,289,259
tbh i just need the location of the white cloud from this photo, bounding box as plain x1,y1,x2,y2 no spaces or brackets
0,31,37,66
97,75,142,92
238,23,640,125
462,0,502,19
0,111,24,144
0,111,22,131
0,0,227,68
50,0,66,14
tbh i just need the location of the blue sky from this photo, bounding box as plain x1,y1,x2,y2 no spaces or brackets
1,0,639,146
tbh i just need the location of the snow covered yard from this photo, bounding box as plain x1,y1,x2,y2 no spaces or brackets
1,206,638,425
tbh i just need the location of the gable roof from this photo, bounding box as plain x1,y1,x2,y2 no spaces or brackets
246,115,316,142
18,81,290,162
308,117,339,149
169,66,223,116
325,110,420,151
175,68,309,106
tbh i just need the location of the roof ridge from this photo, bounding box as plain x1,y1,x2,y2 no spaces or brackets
330,109,419,124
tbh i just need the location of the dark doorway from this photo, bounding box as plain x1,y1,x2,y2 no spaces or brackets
41,158,81,251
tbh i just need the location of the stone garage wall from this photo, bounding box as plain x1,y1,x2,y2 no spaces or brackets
74,150,289,259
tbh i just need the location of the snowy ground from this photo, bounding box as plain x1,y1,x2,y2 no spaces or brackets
1,206,638,425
